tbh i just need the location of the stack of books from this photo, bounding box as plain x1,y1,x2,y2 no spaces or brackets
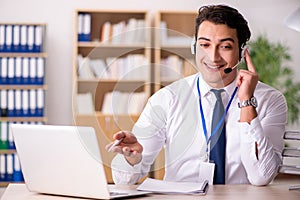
100,18,146,44
101,91,147,115
159,21,193,46
279,130,300,175
77,54,148,80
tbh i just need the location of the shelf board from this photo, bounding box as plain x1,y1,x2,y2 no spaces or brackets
0,53,47,58
0,85,47,90
78,79,147,83
0,181,23,187
159,44,191,48
0,117,47,122
78,42,147,48
76,112,140,118
160,78,180,83
0,22,46,26
0,149,16,154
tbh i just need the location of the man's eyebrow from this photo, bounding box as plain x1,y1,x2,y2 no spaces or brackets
220,38,235,43
197,37,235,43
198,37,210,41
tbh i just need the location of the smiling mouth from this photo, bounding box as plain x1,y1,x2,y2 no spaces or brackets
204,62,226,70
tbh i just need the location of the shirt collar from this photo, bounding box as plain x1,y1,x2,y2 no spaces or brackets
198,73,238,98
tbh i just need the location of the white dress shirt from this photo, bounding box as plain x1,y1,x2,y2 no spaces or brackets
111,73,287,185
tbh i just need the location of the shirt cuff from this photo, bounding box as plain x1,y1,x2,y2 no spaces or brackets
111,154,143,173
239,117,265,142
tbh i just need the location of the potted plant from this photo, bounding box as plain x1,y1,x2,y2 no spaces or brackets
243,35,300,124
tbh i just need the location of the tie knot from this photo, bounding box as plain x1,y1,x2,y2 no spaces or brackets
211,89,224,101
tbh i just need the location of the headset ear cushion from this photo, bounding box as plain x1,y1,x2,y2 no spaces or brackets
191,38,196,55
240,44,249,57
191,43,196,55
241,47,246,57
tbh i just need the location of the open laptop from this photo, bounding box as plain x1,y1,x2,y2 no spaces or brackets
10,124,150,199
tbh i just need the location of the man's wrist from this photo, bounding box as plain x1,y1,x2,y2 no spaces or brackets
125,154,142,166
238,96,258,108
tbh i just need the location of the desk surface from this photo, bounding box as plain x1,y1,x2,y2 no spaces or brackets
1,176,300,200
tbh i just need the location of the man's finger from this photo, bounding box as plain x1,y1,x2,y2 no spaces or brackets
244,48,257,73
113,131,126,140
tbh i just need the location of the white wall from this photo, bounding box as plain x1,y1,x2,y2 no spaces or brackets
1,0,300,127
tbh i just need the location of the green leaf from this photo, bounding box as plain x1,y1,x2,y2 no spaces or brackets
248,35,300,124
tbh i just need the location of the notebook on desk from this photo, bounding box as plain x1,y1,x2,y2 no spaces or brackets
10,124,150,199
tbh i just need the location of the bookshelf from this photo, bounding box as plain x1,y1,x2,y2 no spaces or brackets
151,11,198,180
154,11,198,92
0,23,47,186
73,10,151,183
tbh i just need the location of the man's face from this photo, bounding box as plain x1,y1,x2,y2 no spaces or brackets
195,20,240,88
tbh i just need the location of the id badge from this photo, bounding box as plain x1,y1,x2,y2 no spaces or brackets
199,161,215,185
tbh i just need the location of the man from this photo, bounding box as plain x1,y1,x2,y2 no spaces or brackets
106,4,287,185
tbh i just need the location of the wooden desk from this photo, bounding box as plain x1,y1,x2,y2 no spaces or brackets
1,176,300,200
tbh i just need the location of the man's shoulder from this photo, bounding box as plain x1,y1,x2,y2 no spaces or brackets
151,73,198,100
166,73,198,90
255,81,285,99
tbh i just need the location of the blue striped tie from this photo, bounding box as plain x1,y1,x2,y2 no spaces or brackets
210,89,226,184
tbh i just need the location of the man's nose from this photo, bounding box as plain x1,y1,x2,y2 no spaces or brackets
208,47,221,62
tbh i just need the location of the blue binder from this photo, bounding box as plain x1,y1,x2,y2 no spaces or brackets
14,90,22,117
27,25,35,52
13,25,20,52
0,154,6,181
36,58,44,85
7,123,15,150
22,58,30,84
5,154,13,181
78,13,91,41
0,58,2,84
29,89,36,116
4,25,13,52
7,58,15,84
29,58,37,85
22,90,29,117
7,90,15,117
20,25,27,52
36,89,44,116
0,25,5,52
0,90,8,117
13,154,24,182
15,57,22,85
34,25,43,52
0,57,8,84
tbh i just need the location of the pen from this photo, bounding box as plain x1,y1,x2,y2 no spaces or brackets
108,137,124,152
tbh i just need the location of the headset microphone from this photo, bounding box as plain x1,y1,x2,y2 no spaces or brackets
224,60,240,74
224,47,246,74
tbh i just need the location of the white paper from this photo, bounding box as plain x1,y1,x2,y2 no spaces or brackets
137,178,208,195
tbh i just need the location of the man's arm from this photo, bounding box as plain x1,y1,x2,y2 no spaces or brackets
236,49,287,185
107,90,170,184
239,92,287,185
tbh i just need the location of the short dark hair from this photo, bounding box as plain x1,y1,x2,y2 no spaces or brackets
195,4,251,57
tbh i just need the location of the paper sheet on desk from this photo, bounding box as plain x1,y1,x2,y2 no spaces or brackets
137,178,209,195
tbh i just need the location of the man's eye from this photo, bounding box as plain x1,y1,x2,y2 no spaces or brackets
220,45,232,50
199,43,209,47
